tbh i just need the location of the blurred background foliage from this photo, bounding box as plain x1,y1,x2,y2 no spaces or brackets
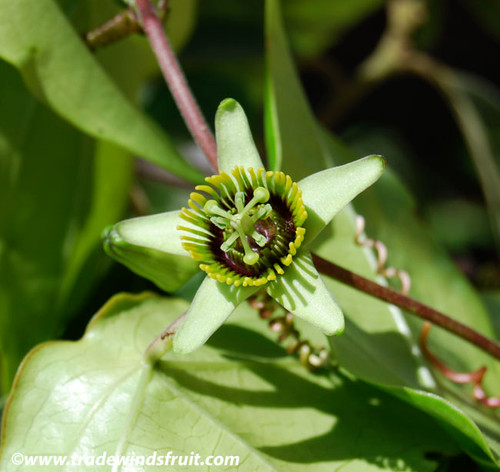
1,0,500,415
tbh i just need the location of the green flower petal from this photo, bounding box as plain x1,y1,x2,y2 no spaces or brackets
103,211,199,292
299,155,385,244
266,251,344,335
111,211,188,255
174,277,259,353
215,98,264,173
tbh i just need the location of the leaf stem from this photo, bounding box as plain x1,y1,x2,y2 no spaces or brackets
311,253,500,362
135,0,218,170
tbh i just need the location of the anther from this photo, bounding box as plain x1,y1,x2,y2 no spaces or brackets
204,188,271,265
204,200,230,219
253,187,270,203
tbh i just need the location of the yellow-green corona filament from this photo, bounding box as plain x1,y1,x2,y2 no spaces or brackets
178,167,308,287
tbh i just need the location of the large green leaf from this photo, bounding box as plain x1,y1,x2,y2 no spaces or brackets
265,0,330,178
313,210,429,390
0,60,132,392
0,292,468,471
53,0,200,307
0,0,203,183
56,139,133,313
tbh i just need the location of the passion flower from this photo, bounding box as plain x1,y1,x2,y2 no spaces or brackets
103,98,385,354
179,167,307,287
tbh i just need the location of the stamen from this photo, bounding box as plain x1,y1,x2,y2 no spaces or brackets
234,192,246,213
204,200,231,219
237,226,259,265
250,204,272,223
237,187,269,218
202,187,272,265
209,216,229,229
251,229,268,247
220,231,240,252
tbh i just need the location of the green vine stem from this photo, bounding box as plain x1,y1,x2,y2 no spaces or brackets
132,0,500,363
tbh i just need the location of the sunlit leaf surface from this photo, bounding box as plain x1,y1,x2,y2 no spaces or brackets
0,293,464,472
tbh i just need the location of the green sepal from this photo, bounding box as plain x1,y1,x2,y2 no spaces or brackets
299,155,386,244
173,277,259,353
215,98,264,173
266,252,344,335
103,211,199,292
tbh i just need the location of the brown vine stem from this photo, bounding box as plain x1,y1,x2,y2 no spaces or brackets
133,0,500,363
84,1,170,51
312,254,500,362
85,8,141,51
134,0,218,170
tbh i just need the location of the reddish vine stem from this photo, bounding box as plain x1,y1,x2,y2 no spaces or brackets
312,254,500,362
134,0,218,170
133,0,500,363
